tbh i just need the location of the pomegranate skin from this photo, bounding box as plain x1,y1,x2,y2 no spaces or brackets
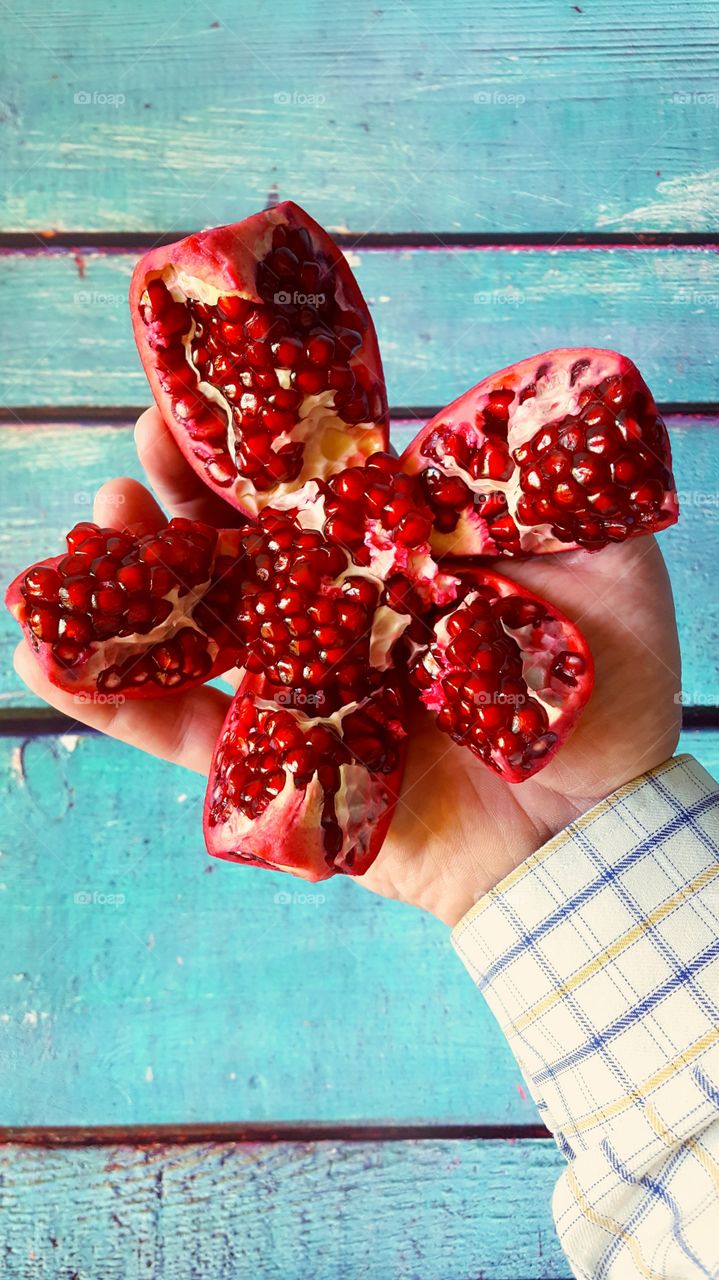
130,201,389,518
401,348,679,558
409,565,594,782
204,673,407,881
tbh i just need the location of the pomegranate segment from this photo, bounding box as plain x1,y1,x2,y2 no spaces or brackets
409,568,594,782
130,202,389,516
401,348,679,557
204,674,407,880
6,519,245,697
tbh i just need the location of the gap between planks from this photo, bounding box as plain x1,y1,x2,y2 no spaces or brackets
2,232,719,251
2,404,719,426
0,1122,551,1146
1,707,717,737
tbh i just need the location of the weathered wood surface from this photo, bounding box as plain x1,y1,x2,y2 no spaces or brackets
2,246,719,407
1,0,718,234
0,728,715,1127
2,418,717,708
0,1138,568,1279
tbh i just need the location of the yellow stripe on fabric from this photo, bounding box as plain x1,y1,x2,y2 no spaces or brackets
504,863,719,1036
452,756,693,935
565,1166,666,1280
647,1104,719,1192
565,1027,719,1137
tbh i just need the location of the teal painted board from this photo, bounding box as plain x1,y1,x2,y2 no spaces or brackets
0,731,530,1126
0,1139,568,1279
2,418,717,709
2,247,719,407
0,728,715,1126
2,0,718,234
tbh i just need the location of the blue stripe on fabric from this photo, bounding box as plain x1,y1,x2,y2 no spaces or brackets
533,936,719,1087
693,1064,719,1111
575,823,719,1064
598,1139,713,1280
499,872,643,1121
477,792,719,992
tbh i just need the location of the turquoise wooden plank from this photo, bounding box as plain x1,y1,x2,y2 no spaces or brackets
0,728,715,1126
2,418,717,709
2,246,719,407
1,0,718,233
0,730,529,1126
0,1139,567,1279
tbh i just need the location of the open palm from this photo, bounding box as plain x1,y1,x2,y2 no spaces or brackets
14,408,682,925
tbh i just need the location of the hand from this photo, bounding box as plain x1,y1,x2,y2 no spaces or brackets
14,408,682,926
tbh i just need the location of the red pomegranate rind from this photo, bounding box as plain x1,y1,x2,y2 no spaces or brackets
204,674,407,880
130,201,389,517
409,567,593,782
401,348,679,557
6,520,245,698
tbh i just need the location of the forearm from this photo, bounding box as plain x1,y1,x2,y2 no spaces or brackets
452,755,719,1279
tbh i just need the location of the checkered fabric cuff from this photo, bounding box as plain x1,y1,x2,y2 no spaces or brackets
453,755,719,1277
452,755,719,1144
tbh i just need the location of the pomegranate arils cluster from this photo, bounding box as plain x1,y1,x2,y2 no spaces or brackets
410,576,594,782
221,505,378,704
136,211,387,505
8,200,680,882
20,518,221,691
209,680,404,867
404,350,678,557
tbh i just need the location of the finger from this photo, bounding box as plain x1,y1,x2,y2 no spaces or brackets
93,476,166,533
135,407,241,526
14,641,229,775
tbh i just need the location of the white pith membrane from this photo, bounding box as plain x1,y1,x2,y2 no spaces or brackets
156,262,385,515
416,351,632,553
418,589,579,771
75,583,219,688
23,530,243,689
210,695,401,876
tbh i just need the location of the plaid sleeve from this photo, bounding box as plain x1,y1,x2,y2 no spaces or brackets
452,754,719,1280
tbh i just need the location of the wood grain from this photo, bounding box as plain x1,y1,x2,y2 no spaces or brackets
2,246,719,408
0,1139,568,1279
2,418,717,709
0,728,715,1127
1,0,718,233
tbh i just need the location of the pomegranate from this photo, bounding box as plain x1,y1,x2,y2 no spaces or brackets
130,202,389,516
401,348,679,557
408,568,594,781
6,519,246,696
8,204,682,887
6,459,452,711
205,673,407,880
